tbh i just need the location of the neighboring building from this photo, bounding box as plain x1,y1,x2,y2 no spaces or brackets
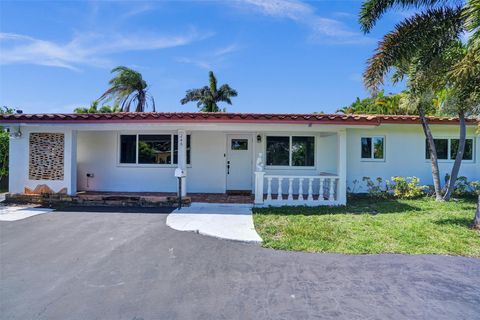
1,112,478,206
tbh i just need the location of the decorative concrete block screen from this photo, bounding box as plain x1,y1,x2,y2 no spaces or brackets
29,133,65,180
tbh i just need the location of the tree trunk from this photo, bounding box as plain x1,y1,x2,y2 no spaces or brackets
443,110,466,201
136,91,146,112
418,107,443,201
474,195,480,230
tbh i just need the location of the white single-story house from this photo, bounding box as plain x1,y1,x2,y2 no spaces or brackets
1,112,478,206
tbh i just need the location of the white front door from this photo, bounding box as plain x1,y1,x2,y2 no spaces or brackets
226,135,253,191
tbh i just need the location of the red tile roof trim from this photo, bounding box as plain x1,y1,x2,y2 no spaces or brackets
0,112,477,125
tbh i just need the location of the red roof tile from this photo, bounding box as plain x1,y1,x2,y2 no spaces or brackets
0,112,478,125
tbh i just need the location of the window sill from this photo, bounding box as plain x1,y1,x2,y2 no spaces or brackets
265,166,316,170
425,159,475,164
116,164,192,168
360,158,385,162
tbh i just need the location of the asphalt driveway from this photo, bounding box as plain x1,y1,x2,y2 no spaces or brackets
1,210,479,320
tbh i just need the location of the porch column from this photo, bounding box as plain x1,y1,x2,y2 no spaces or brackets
64,129,77,196
337,130,347,205
254,171,265,205
177,130,187,197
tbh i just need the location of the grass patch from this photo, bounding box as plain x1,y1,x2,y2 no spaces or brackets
253,198,480,257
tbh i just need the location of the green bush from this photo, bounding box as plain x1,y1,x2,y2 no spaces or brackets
0,106,14,188
0,130,8,187
452,176,480,197
362,176,390,199
389,176,427,199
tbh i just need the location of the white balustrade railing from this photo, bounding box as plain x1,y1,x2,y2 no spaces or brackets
254,172,342,206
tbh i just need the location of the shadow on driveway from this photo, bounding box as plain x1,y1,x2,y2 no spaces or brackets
53,205,176,214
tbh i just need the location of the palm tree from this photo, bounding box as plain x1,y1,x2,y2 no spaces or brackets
98,66,155,112
74,101,122,114
338,91,417,115
180,71,238,112
358,0,480,201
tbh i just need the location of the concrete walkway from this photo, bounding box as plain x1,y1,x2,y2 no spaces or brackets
166,203,262,243
0,206,53,221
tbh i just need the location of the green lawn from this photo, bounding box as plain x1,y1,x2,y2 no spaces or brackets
253,198,480,257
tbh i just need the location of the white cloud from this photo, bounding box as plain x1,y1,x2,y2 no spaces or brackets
240,0,313,20
175,57,212,70
213,43,241,57
121,3,155,18
176,43,241,70
332,11,356,18
233,0,373,44
0,29,213,71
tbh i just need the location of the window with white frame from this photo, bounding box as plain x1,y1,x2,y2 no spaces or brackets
266,136,315,167
119,134,191,165
425,138,473,161
361,136,385,160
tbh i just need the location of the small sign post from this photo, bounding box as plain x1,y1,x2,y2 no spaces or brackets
174,168,186,210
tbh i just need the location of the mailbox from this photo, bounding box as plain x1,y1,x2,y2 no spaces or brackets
174,168,186,178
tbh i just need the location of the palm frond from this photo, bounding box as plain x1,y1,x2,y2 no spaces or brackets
180,72,237,112
98,66,153,112
218,84,238,97
180,87,208,105
148,94,156,112
208,71,217,95
464,0,480,30
364,6,464,91
360,0,448,32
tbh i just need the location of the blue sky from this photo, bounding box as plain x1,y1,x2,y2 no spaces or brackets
0,0,406,114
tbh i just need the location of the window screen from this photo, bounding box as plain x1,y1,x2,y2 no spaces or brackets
292,136,314,166
450,139,473,160
138,135,172,164
120,135,136,164
266,136,289,166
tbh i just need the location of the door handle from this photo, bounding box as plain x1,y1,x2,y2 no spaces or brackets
227,161,230,174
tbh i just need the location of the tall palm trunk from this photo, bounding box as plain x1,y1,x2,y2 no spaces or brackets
443,110,466,201
136,91,146,112
474,195,480,230
419,107,443,200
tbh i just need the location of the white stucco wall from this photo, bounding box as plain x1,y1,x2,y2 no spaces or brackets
76,130,340,194
253,132,340,194
77,131,177,192
9,126,77,195
346,124,480,192
77,131,228,193
7,122,479,196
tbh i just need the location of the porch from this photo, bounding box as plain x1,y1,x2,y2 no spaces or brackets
10,122,347,206
254,172,342,206
75,128,347,206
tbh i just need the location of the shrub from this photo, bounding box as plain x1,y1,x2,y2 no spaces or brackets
451,176,480,197
389,176,427,199
470,181,480,195
362,177,390,199
0,130,8,187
